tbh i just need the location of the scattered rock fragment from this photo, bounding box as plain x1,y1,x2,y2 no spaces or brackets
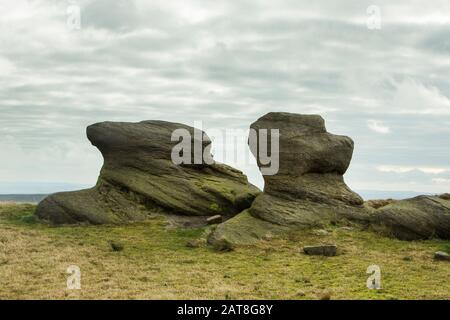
296,290,306,297
109,240,124,252
303,245,337,257
434,251,450,261
207,215,223,225
312,229,329,236
185,240,202,248
211,237,234,252
403,256,413,262
318,291,332,300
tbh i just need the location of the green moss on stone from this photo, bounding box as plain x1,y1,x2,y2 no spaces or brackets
210,203,221,212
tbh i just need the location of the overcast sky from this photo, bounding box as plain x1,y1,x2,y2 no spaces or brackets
1,0,450,196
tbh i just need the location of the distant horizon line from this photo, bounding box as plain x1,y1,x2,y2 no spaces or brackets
0,189,437,202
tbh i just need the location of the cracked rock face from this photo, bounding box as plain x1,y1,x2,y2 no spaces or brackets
35,120,259,225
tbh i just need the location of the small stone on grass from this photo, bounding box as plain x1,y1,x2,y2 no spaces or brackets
212,238,234,252
185,240,202,248
312,229,329,236
434,251,450,261
109,240,124,252
303,245,337,257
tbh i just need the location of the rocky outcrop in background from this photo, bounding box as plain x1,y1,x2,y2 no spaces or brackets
35,121,259,225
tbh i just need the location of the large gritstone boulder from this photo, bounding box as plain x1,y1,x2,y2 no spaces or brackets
247,112,366,226
209,112,369,245
35,121,259,225
209,113,450,245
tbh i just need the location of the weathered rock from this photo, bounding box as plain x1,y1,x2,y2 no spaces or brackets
208,112,450,245
318,291,332,300
312,229,330,236
35,113,450,244
209,112,370,245
210,237,234,252
303,245,337,257
371,195,450,240
296,290,306,297
208,210,289,245
109,240,124,252
250,113,355,178
434,251,450,261
207,209,289,245
185,239,202,248
207,215,223,225
248,113,365,227
35,120,259,225
439,193,450,201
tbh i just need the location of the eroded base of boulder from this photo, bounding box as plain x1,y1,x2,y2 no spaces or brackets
209,194,450,247
36,167,259,225
208,198,371,246
35,182,150,225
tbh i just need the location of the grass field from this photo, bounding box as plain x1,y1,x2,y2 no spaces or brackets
0,202,449,300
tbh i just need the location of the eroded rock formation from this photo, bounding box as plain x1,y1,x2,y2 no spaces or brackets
209,112,450,245
248,113,367,226
35,121,259,225
209,112,370,245
35,113,450,243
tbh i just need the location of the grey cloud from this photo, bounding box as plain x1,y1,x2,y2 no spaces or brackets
81,0,140,31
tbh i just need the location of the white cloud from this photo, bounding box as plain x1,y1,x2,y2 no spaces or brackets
377,165,450,174
391,79,450,115
367,120,390,134
432,178,450,184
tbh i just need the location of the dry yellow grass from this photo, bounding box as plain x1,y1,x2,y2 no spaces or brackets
0,201,16,206
0,203,449,300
